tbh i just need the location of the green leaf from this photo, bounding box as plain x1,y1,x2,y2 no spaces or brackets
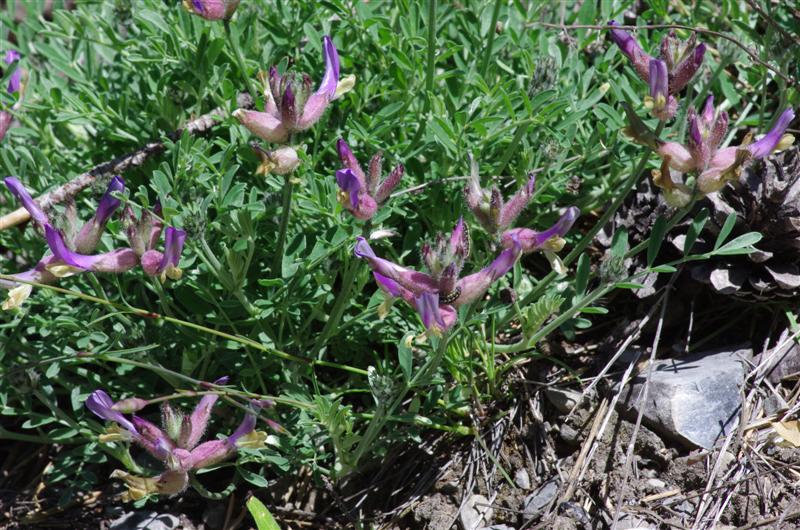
610,228,629,259
575,253,590,296
246,496,281,530
397,334,413,383
714,232,763,255
615,281,646,290
714,212,738,251
238,468,270,488
684,209,709,255
647,216,668,266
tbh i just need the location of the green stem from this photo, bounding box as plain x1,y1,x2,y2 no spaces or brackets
479,0,503,78
309,223,371,358
272,174,294,276
224,20,257,102
351,334,450,467
1,275,369,377
498,120,666,329
406,0,438,154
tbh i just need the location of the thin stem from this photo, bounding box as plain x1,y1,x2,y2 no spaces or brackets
351,334,450,467
405,0,438,154
224,20,258,102
309,222,371,358
478,0,503,78
1,275,369,377
272,174,294,276
498,120,665,330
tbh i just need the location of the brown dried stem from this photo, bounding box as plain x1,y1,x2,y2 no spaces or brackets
0,93,253,231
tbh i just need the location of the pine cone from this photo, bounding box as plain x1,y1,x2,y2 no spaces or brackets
690,146,800,299
598,147,800,301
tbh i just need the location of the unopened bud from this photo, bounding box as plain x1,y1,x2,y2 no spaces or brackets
112,397,149,414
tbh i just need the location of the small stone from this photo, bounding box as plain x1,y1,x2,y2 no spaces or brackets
109,511,181,530
558,501,590,525
558,424,581,445
646,478,666,489
478,526,515,530
619,348,751,449
523,479,559,518
514,469,531,490
544,388,582,415
460,494,493,530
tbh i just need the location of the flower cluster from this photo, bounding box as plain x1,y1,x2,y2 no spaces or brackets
609,23,796,207
1,177,186,310
234,36,354,175
608,22,705,121
86,383,268,500
334,138,405,220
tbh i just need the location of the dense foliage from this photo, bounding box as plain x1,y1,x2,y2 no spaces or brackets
0,0,797,513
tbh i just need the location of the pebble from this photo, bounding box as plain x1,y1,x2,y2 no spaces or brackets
514,469,531,490
646,478,666,489
523,479,559,519
460,494,493,530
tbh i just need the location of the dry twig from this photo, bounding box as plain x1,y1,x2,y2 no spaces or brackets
0,93,254,231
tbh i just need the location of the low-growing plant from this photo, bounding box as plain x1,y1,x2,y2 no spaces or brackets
0,0,796,518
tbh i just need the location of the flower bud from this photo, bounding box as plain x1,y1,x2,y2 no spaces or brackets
112,397,149,414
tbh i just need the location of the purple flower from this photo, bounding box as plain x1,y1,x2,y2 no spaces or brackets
2,178,132,308
646,59,677,121
334,139,404,220
234,36,342,143
657,107,795,194
608,23,705,120
501,207,580,254
4,176,49,228
354,218,521,332
74,176,125,253
124,205,186,282
184,0,240,20
4,50,21,95
44,223,139,274
89,382,270,499
86,390,139,435
464,155,536,234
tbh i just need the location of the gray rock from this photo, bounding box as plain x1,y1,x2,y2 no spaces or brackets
619,348,751,449
646,478,666,489
544,388,582,414
523,479,559,519
478,526,515,530
460,494,493,530
109,511,181,530
514,468,531,490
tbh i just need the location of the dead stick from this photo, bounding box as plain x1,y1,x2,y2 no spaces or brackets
0,93,253,231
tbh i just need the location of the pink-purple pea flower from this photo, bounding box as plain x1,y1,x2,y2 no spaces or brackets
500,206,580,255
85,381,270,501
183,0,239,20
656,101,795,201
608,22,705,121
354,218,521,333
234,36,342,144
1,176,136,309
1,50,22,142
123,203,187,282
4,50,21,95
335,139,404,220
464,156,536,235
